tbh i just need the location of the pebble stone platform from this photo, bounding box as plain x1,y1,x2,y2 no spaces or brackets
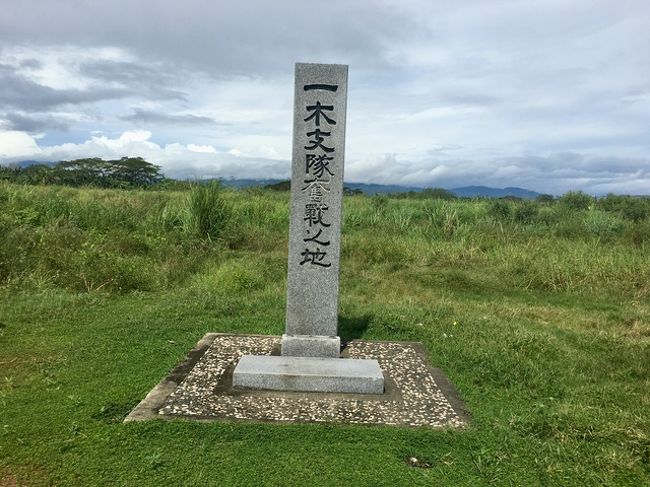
125,333,469,428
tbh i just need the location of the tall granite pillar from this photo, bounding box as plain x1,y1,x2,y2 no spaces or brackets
282,63,348,358
232,63,384,394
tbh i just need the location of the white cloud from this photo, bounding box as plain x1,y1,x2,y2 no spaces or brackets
0,130,42,157
187,144,217,154
1,129,649,194
114,130,152,143
0,129,290,180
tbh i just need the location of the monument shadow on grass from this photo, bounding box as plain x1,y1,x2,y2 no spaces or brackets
338,313,372,343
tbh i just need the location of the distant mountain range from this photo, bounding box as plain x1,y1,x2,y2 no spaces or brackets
8,161,541,198
220,178,541,199
446,185,541,199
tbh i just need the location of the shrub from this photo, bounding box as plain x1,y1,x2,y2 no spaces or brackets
621,198,649,223
598,194,649,222
513,201,538,224
597,193,626,212
554,210,587,239
184,182,232,240
559,191,593,211
488,200,512,221
536,207,560,226
624,221,650,246
584,211,625,238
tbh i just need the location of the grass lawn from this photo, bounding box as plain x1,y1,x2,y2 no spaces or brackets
1,182,648,485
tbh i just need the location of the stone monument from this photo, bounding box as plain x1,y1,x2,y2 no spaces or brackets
126,62,467,426
232,63,385,394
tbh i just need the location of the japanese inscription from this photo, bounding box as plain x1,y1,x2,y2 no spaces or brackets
300,85,339,267
285,63,348,337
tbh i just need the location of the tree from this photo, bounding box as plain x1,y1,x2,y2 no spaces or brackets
343,186,363,195
56,158,111,186
110,157,163,187
265,180,291,191
536,193,555,204
0,157,164,188
19,164,55,185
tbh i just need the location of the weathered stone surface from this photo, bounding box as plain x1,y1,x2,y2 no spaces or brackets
280,334,340,358
233,355,384,394
284,63,348,342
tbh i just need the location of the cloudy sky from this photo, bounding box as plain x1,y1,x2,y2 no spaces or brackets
1,0,648,194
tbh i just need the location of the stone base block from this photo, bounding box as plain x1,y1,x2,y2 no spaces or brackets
232,355,385,394
281,334,340,358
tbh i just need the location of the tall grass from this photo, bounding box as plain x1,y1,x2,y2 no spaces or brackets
184,181,232,241
0,181,648,299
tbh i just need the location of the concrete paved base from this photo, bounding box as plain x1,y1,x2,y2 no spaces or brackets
280,334,340,357
233,355,384,394
126,334,469,428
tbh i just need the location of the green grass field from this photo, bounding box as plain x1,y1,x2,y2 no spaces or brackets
1,181,648,486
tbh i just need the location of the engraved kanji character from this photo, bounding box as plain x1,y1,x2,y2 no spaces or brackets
299,248,331,267
304,101,336,126
302,177,331,193
306,154,334,178
304,129,334,153
303,84,338,92
303,228,330,246
309,185,324,202
304,203,330,227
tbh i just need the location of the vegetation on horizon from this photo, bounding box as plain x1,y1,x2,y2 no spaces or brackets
0,181,648,485
0,157,165,189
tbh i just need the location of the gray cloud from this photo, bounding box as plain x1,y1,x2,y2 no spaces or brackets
345,152,650,195
0,63,127,110
3,112,70,132
0,58,188,114
0,1,423,76
78,60,186,100
120,108,223,126
19,58,42,69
